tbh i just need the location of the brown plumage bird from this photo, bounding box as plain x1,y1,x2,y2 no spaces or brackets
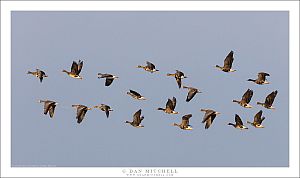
228,114,248,130
183,86,201,102
27,69,48,83
173,114,193,130
62,60,83,79
94,104,113,118
72,104,92,124
247,110,265,128
257,90,278,109
248,72,270,85
125,109,144,128
233,89,254,108
39,100,58,118
137,61,159,73
216,50,236,72
200,109,221,129
127,90,146,100
157,97,179,114
97,73,118,86
167,70,187,88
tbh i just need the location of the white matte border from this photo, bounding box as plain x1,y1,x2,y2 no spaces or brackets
1,1,299,177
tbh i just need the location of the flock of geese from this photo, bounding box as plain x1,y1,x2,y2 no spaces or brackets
27,50,278,130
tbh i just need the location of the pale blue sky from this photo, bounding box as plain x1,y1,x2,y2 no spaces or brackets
11,11,288,167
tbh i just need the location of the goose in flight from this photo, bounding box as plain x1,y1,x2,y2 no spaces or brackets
39,100,58,118
216,50,236,72
97,73,118,86
247,110,265,128
125,109,144,128
157,97,179,114
200,109,221,129
62,60,83,79
167,70,187,88
233,89,254,108
248,72,270,85
173,114,193,130
183,86,201,102
228,114,248,130
72,104,92,124
27,69,48,83
137,61,159,73
257,90,278,109
127,90,146,100
94,104,113,118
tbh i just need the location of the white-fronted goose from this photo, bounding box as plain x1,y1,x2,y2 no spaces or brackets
183,86,201,102
94,104,113,118
127,90,146,100
125,109,144,128
157,97,178,114
39,100,58,118
27,69,48,83
257,90,278,109
228,114,248,130
167,70,187,88
216,50,236,72
233,89,253,108
247,110,265,128
137,61,159,73
248,72,270,85
173,114,193,130
72,104,92,124
62,60,83,79
200,109,221,129
97,73,118,86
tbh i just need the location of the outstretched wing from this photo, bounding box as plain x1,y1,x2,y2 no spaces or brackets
171,97,177,110
175,78,182,88
166,99,174,110
43,101,52,115
71,61,78,74
202,110,215,123
181,114,192,127
265,90,278,107
130,90,141,97
146,61,155,70
76,60,83,75
37,70,45,83
242,89,253,104
254,110,263,123
186,89,197,102
223,51,234,69
258,72,269,81
133,109,142,125
235,114,243,126
48,104,56,118
105,78,114,86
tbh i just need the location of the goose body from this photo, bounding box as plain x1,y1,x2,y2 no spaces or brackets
27,69,48,82
125,109,144,128
257,90,278,109
137,61,159,73
72,104,92,124
173,114,193,130
248,72,270,85
94,104,113,118
200,109,221,129
157,97,179,114
127,90,146,100
183,86,201,102
167,70,187,88
228,114,248,130
62,60,83,79
216,50,236,72
97,73,118,86
39,100,58,118
233,89,253,108
247,110,265,128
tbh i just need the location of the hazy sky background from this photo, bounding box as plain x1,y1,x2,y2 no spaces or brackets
11,11,288,167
